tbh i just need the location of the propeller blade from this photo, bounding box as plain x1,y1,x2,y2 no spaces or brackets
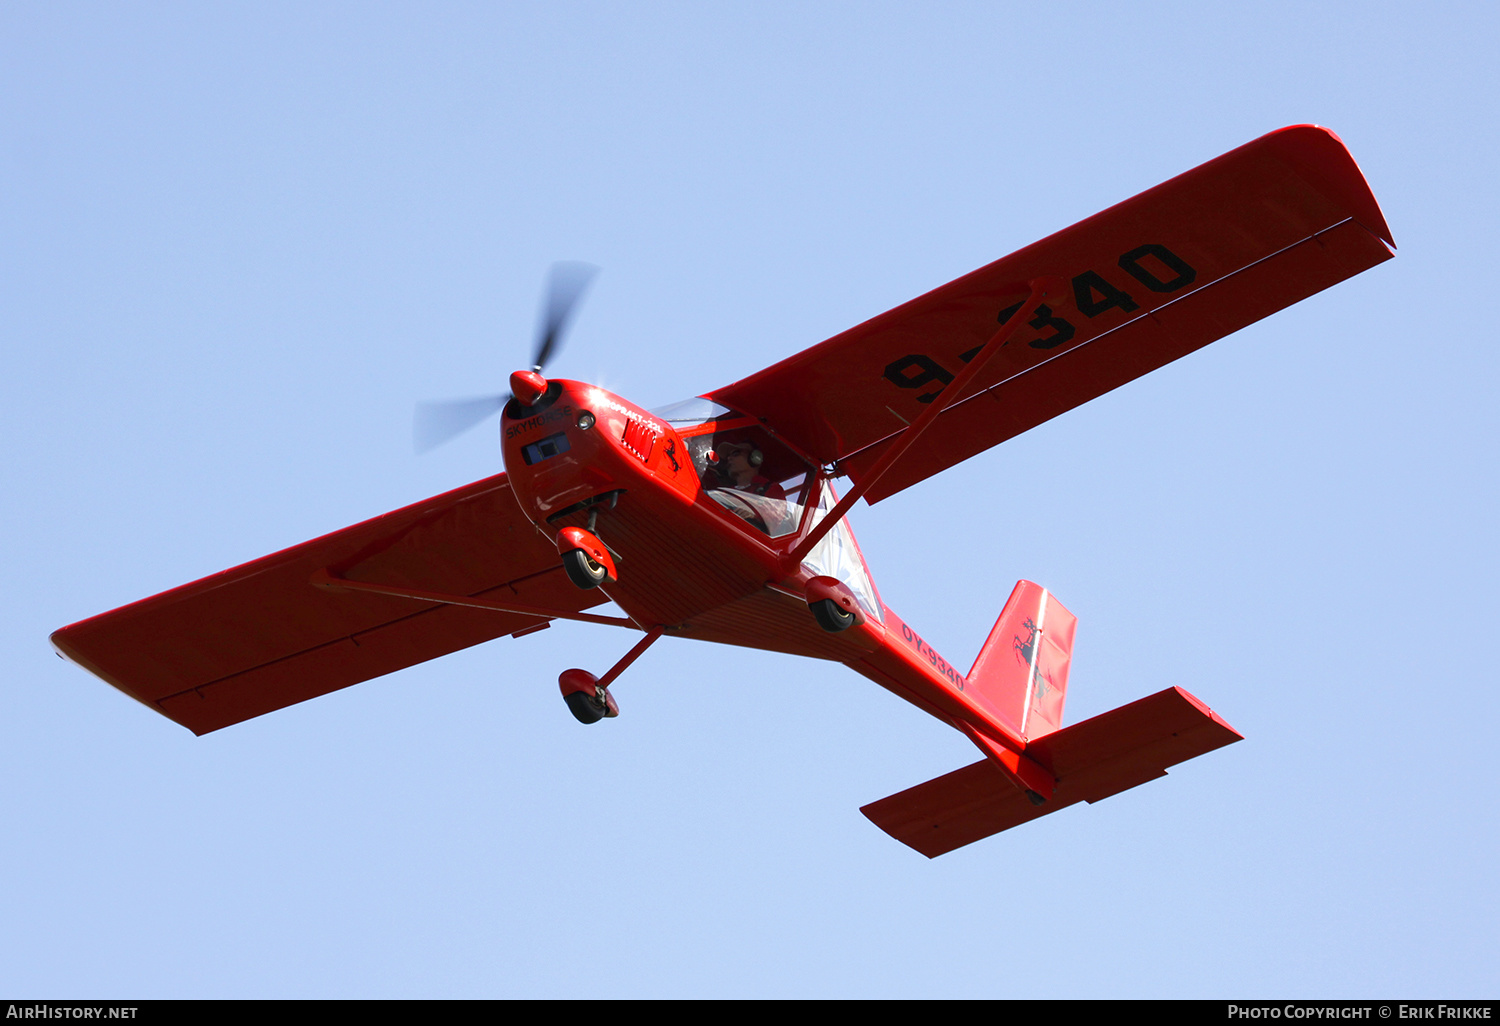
412,395,507,453
533,261,598,372
414,262,597,455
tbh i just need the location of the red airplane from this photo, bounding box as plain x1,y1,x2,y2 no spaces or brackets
52,126,1393,857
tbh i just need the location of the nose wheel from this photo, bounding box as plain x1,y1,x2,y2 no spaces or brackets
561,548,608,590
557,524,617,590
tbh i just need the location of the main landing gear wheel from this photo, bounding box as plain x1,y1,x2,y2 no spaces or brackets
811,598,856,633
559,668,620,724
564,688,611,724
562,548,608,590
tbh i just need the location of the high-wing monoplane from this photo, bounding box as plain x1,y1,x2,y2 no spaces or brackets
52,126,1393,856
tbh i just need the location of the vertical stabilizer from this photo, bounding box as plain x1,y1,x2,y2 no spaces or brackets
966,581,1077,742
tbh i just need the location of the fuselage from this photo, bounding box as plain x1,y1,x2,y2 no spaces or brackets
499,378,1027,753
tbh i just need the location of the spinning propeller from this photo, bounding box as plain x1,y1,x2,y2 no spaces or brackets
413,261,598,452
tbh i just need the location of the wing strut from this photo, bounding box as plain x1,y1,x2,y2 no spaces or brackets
782,276,1065,571
311,568,641,628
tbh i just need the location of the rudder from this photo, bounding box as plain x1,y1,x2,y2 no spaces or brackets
966,580,1077,742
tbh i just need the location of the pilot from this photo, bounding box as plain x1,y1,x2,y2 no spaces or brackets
712,441,784,499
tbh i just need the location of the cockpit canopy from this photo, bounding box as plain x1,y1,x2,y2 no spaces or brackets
651,397,880,621
651,397,812,539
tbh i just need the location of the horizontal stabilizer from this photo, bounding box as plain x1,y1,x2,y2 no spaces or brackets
860,687,1241,857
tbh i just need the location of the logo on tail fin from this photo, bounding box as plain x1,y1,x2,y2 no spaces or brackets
1012,617,1039,665
1012,617,1054,705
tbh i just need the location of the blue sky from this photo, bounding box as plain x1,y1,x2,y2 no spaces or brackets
4,1,1496,998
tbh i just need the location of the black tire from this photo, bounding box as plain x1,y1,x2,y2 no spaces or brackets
562,548,608,590
811,598,856,633
564,689,607,724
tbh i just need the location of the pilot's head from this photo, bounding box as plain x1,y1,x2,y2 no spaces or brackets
720,441,762,468
718,441,762,485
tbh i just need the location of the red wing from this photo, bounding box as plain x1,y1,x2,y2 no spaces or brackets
52,474,604,735
708,126,1394,503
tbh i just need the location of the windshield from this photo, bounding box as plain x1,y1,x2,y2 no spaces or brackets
649,397,736,430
